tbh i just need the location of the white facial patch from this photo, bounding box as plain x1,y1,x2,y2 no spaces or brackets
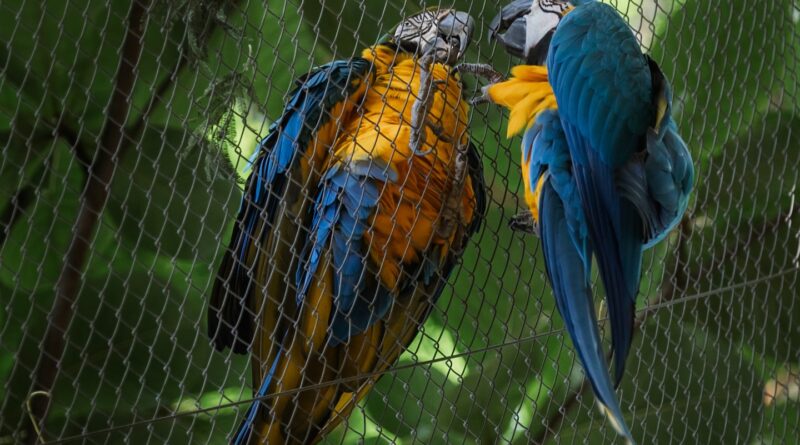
524,0,569,57
394,10,439,51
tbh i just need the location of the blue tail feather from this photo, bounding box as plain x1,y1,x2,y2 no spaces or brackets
232,348,283,445
562,120,637,387
539,181,634,442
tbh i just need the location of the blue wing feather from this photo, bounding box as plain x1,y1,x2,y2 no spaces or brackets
296,159,397,346
529,109,634,441
539,181,634,442
546,1,653,385
208,58,372,353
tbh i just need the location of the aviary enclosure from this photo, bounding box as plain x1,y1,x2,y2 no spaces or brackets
0,0,798,444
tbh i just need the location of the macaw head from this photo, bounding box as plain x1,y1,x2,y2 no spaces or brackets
490,0,581,64
392,9,475,64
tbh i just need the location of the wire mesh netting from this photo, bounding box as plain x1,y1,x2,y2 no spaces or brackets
1,0,799,443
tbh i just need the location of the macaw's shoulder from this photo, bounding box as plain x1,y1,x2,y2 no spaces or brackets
292,56,374,106
551,1,648,89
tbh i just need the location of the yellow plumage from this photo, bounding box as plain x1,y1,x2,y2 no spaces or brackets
488,65,557,222
246,44,479,444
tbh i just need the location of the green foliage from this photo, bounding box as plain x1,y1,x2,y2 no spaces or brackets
0,139,83,290
1,0,799,443
107,126,239,261
650,0,795,163
555,317,763,444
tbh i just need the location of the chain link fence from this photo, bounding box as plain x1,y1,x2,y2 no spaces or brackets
0,0,798,443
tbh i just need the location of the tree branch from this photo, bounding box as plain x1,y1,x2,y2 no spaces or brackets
126,52,188,144
25,1,151,442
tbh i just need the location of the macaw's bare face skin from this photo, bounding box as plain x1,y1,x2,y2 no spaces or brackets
393,9,475,64
490,0,574,64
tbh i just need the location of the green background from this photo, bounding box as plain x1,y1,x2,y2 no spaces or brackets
0,0,798,443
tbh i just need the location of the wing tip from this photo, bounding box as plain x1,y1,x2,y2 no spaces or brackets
208,253,255,354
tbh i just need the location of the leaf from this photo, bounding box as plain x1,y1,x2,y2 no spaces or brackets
107,126,239,261
683,213,800,364
154,0,323,131
0,246,249,441
685,111,800,362
0,131,52,210
552,316,762,444
436,208,554,353
651,0,795,162
364,363,452,441
755,402,800,444
0,139,94,291
0,1,56,118
697,112,800,226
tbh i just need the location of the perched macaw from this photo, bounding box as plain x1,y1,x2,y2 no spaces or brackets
207,9,485,445
487,0,694,442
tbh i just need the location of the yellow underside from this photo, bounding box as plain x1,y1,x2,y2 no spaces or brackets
488,65,557,223
247,44,479,444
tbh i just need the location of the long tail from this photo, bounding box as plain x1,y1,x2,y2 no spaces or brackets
562,121,639,386
233,348,283,445
539,181,635,443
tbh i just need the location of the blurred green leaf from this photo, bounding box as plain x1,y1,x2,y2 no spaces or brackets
107,126,239,261
755,385,800,445
697,112,800,226
683,214,800,364
365,363,452,440
651,0,795,162
0,139,90,290
685,111,800,362
0,131,51,210
554,316,762,444
438,209,552,352
1,243,248,442
157,0,323,130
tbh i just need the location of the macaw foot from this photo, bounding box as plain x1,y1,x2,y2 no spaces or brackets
453,63,505,105
508,210,539,236
410,53,440,156
436,139,469,238
453,63,505,83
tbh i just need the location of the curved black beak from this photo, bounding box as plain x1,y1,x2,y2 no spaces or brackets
490,0,556,65
489,0,531,58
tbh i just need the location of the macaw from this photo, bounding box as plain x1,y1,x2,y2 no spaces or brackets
207,9,486,445
487,0,694,441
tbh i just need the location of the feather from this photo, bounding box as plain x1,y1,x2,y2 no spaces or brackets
209,58,373,353
539,180,634,443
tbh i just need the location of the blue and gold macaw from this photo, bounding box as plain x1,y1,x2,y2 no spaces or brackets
486,0,694,441
208,9,485,445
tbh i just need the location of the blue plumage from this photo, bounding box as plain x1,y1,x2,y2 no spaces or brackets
547,1,652,385
296,159,397,346
233,349,282,445
491,0,694,442
210,59,374,445
209,58,373,354
526,109,634,442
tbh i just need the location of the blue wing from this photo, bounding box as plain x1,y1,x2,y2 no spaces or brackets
528,109,634,441
619,59,695,249
208,58,372,353
547,1,653,383
296,159,397,345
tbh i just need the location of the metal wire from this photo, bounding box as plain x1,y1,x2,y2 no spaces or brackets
1,0,799,444
39,263,799,445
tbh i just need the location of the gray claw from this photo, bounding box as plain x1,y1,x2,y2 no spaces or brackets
411,53,438,156
454,63,505,84
509,211,539,236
